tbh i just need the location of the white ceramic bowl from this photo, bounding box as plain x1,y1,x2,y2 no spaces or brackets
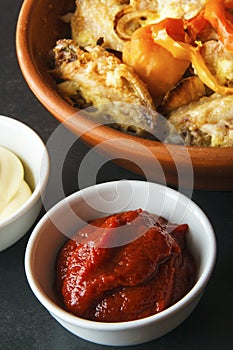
0,115,49,251
25,180,216,346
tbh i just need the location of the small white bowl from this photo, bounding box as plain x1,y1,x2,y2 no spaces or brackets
25,180,216,346
0,115,49,251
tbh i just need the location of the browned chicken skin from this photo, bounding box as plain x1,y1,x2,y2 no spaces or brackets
51,39,161,138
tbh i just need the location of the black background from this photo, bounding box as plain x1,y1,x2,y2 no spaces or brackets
0,1,232,349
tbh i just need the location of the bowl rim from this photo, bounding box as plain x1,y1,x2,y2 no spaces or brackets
25,180,217,330
0,115,50,228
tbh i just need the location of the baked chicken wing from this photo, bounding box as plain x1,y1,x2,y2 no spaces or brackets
51,39,161,138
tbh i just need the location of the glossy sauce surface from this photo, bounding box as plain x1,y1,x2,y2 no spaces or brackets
56,209,196,322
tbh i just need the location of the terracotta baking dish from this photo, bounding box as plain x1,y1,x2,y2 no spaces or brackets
16,0,233,190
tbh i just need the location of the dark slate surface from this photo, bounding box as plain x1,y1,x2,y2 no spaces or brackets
0,1,232,349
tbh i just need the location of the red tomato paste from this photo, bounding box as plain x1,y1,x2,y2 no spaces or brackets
56,209,196,322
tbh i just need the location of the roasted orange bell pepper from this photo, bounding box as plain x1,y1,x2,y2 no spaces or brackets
124,13,233,100
204,0,233,52
151,17,233,95
122,20,190,105
186,10,210,40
